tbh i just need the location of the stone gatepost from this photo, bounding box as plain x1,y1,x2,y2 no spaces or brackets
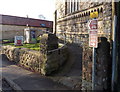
95,37,111,90
39,34,58,54
82,37,112,90
40,33,64,75
82,43,92,90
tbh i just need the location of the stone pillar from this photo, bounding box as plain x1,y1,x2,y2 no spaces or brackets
47,34,58,51
82,37,112,90
82,43,92,90
39,34,58,54
95,37,111,90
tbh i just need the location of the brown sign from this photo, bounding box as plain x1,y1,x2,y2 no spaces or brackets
88,19,98,30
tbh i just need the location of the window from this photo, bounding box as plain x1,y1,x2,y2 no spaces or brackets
65,0,80,14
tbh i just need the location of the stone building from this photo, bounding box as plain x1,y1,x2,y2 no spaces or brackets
55,0,112,43
55,0,112,90
0,14,53,40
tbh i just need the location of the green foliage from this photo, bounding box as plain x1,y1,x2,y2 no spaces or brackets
36,36,40,41
3,39,10,42
3,39,14,43
3,43,40,51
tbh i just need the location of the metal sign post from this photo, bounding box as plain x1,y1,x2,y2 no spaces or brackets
92,47,96,90
88,13,98,90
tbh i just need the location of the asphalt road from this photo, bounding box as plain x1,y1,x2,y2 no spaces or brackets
1,78,16,92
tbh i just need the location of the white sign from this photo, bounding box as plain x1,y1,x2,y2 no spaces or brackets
14,36,24,46
88,19,98,48
89,31,98,48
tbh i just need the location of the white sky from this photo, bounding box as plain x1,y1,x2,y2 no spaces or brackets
0,0,56,21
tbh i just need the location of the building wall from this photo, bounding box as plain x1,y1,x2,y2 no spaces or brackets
0,24,47,40
1,25,24,40
55,0,112,90
56,1,112,43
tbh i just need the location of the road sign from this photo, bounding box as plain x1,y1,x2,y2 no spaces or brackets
89,32,98,48
88,19,98,30
89,30,97,34
88,19,98,48
90,12,98,18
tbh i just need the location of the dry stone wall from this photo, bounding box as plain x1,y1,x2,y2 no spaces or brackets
40,34,68,75
1,46,43,73
41,46,68,75
1,36,68,75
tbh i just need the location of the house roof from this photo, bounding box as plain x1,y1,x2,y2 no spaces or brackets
0,14,53,28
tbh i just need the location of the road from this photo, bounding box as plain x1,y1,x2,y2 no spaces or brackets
0,78,16,92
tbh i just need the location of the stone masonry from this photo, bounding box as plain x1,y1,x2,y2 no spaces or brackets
55,0,112,90
40,34,68,75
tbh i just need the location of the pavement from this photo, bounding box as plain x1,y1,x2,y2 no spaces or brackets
0,54,70,91
49,44,82,90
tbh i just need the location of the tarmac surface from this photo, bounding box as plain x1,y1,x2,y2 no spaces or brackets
49,44,82,89
0,78,16,92
0,54,70,91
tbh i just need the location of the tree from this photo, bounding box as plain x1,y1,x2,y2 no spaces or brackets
38,15,46,20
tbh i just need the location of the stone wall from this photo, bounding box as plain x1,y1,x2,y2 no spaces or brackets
1,46,42,73
82,37,112,90
95,37,111,90
56,1,112,42
41,45,68,75
82,43,92,90
56,2,112,43
55,1,112,90
40,34,68,75
1,44,68,75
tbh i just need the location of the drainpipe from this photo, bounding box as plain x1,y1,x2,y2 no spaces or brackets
111,1,117,91
113,1,120,91
53,10,57,35
117,2,120,91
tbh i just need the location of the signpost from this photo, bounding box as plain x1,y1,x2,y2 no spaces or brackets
88,12,98,90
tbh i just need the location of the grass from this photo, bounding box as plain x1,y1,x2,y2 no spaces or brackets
3,42,64,51
3,39,10,42
3,43,40,51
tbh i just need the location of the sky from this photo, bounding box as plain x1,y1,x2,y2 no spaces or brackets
0,0,56,21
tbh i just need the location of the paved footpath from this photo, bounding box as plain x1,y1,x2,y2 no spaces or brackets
0,54,70,91
50,44,82,90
